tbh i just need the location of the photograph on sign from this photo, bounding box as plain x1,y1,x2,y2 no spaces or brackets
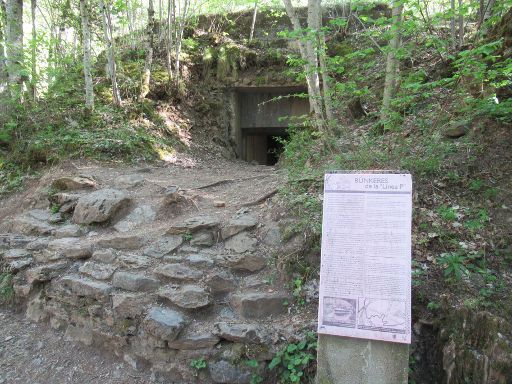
317,172,412,344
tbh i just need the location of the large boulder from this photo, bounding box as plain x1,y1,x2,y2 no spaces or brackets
51,176,97,191
73,189,130,225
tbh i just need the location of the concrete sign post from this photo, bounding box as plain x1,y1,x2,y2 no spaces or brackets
316,171,412,384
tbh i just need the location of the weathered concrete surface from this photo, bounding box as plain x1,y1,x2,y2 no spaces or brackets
316,335,408,384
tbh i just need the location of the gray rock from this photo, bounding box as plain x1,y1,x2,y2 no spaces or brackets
79,261,116,280
26,261,68,284
186,253,214,268
232,292,289,318
3,248,31,259
208,360,252,384
112,292,153,319
217,254,266,272
168,332,219,350
48,238,92,259
97,235,145,250
261,222,282,247
162,186,183,204
92,249,117,263
190,230,215,246
153,264,202,281
221,216,258,240
158,285,211,309
58,275,112,301
50,192,81,213
143,306,188,341
114,205,156,232
444,121,468,138
33,250,64,263
115,174,144,188
26,209,52,222
6,258,33,273
215,322,265,343
25,237,51,251
112,272,160,292
206,271,237,294
51,176,97,191
54,224,87,238
118,254,151,269
73,189,130,225
143,236,183,258
167,215,220,235
11,215,54,236
224,233,257,253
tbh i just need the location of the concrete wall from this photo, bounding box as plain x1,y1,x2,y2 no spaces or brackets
238,90,309,129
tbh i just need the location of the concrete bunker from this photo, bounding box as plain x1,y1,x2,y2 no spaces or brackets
232,86,309,165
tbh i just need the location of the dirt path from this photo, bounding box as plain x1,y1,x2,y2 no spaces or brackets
0,308,152,384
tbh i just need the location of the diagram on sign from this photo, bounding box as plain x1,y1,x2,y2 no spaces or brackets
322,297,357,328
357,298,406,333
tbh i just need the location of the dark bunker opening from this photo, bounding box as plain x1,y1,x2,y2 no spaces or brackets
232,86,309,165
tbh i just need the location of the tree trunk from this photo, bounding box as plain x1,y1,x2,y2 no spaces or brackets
139,0,155,101
30,0,37,100
282,0,324,126
126,0,135,50
174,0,190,83
5,0,23,100
99,0,121,106
165,0,174,80
0,0,8,96
249,1,258,41
80,0,94,112
450,0,456,49
457,0,463,48
380,0,403,125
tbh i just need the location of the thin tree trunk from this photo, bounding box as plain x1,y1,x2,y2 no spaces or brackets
249,1,258,41
282,0,324,126
100,0,121,106
0,0,8,96
450,0,456,49
457,0,463,48
174,0,189,83
380,0,403,124
30,0,37,100
166,0,174,80
126,0,135,49
80,0,94,112
5,0,23,100
139,0,155,101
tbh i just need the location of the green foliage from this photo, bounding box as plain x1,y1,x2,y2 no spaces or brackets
269,331,317,383
182,232,193,242
438,252,469,281
0,273,14,305
190,358,207,370
437,205,458,221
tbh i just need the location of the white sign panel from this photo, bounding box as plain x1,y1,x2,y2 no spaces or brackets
317,172,412,344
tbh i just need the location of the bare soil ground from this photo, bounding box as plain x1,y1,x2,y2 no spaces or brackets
0,308,152,384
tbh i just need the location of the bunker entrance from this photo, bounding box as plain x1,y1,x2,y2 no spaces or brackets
243,128,288,166
232,86,308,166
